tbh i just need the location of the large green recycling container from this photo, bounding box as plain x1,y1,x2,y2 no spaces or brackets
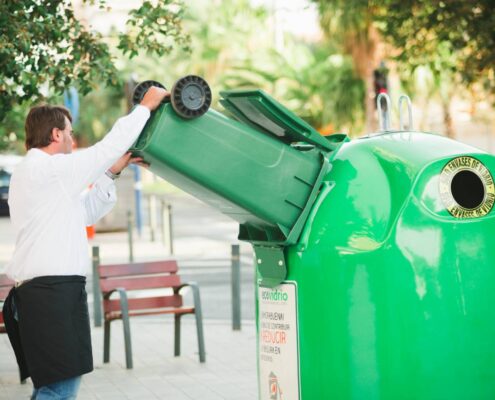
132,87,495,399
268,133,495,400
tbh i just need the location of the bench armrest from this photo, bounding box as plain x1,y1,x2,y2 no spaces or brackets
103,287,130,318
102,289,116,300
115,288,130,317
174,282,202,314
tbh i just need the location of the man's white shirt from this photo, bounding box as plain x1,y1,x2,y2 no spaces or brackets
6,105,150,281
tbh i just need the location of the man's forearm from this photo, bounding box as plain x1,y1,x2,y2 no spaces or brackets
82,174,117,226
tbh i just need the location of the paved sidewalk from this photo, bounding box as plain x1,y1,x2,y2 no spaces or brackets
0,192,260,399
0,318,258,400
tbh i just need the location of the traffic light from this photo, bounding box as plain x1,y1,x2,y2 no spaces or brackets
374,65,389,109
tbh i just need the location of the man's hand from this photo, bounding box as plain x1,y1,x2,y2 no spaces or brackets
140,86,169,111
109,152,149,175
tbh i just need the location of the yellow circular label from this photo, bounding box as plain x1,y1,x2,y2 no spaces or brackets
439,156,495,218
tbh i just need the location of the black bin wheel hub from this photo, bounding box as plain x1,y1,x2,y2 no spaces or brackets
132,80,167,105
171,75,212,119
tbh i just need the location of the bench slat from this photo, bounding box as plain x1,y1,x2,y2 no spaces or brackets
0,287,12,301
99,261,178,278
0,274,13,288
0,273,10,337
103,295,184,313
106,307,195,321
100,275,181,293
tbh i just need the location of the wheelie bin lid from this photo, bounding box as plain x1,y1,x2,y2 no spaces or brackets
219,89,340,152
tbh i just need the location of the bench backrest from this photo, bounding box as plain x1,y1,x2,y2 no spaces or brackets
0,274,13,300
98,260,181,292
98,260,184,313
0,274,14,331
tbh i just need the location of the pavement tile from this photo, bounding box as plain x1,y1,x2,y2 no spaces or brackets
0,193,259,399
1,319,257,400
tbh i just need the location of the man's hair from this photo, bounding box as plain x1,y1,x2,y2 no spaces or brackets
25,105,72,150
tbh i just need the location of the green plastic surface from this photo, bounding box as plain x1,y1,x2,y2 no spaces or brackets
262,131,495,399
220,89,338,152
131,103,345,246
133,87,495,398
254,246,287,288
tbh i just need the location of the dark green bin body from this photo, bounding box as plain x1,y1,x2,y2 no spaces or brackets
130,90,343,245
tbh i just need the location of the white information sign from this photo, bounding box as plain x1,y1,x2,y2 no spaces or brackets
258,282,300,400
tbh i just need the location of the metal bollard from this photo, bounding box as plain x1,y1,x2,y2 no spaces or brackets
132,164,143,237
127,210,134,263
92,246,102,327
231,244,241,330
161,201,174,255
148,195,157,242
167,204,174,255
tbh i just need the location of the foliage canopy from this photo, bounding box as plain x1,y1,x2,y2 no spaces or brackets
378,0,494,89
315,0,494,89
0,0,189,123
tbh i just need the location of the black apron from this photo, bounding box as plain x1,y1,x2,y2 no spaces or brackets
2,275,93,388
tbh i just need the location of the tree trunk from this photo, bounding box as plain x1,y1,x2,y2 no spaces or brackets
346,26,381,134
441,97,455,138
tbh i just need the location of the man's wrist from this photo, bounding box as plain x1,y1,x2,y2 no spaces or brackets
105,170,121,180
139,102,153,112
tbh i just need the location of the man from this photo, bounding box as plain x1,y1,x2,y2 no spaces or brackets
2,86,168,399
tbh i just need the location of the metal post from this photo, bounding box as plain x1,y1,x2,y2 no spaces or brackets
127,210,134,263
168,204,174,255
398,94,413,131
231,244,241,330
161,201,174,255
132,165,143,237
148,195,157,242
377,93,392,131
161,200,167,251
92,246,102,327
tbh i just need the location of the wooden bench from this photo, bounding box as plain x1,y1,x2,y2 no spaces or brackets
97,259,206,369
